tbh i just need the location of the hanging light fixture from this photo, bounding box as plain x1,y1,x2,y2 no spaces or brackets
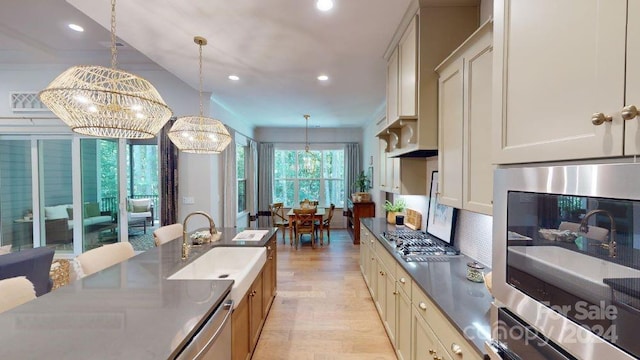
167,36,232,154
302,114,318,172
38,0,172,139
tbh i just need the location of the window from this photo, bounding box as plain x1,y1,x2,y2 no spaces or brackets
273,148,345,208
237,144,247,213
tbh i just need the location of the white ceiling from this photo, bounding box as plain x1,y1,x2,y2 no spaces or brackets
0,0,413,129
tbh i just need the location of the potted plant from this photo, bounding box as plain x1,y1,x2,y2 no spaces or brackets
384,199,406,224
351,170,371,202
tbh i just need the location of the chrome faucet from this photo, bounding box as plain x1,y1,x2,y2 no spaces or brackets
181,211,218,260
579,209,617,258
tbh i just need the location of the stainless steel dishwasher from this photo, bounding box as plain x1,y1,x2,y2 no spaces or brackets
174,294,234,360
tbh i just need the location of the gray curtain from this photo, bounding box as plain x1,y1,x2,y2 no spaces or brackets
248,139,258,217
159,118,179,225
258,143,274,227
223,127,237,228
344,143,360,205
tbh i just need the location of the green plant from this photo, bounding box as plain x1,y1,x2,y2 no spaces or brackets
353,170,371,192
384,199,406,213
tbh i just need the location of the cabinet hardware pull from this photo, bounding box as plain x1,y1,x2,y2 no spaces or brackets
434,356,443,360
380,271,385,276
622,105,639,120
268,256,273,260
393,291,398,295
591,112,612,125
267,246,272,250
429,349,436,355
451,343,463,355
400,277,406,284
419,302,427,310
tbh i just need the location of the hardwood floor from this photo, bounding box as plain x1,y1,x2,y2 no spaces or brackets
252,229,397,360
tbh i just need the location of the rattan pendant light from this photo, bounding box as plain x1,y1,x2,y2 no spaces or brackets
38,0,172,139
167,36,231,154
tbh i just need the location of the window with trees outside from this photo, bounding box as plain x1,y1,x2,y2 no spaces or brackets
273,148,345,208
237,144,247,213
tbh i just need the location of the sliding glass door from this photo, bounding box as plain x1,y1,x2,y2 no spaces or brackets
0,139,34,251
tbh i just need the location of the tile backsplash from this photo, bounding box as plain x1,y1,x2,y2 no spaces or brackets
455,210,493,267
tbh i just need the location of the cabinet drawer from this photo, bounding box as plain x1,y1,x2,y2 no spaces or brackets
374,242,396,279
428,302,481,360
411,282,435,321
396,264,412,297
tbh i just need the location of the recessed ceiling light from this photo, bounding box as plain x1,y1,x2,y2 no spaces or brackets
316,0,334,12
317,75,329,81
68,24,84,32
228,75,240,81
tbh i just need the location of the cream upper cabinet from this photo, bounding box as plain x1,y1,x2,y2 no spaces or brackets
493,0,629,164
399,15,418,117
437,21,493,215
624,0,640,155
378,5,478,157
387,48,399,127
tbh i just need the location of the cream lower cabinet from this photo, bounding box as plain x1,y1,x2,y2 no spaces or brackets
412,306,453,360
436,21,493,215
492,0,640,163
362,227,483,360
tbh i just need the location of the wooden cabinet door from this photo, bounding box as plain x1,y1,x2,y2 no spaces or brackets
387,48,399,123
231,294,250,360
249,272,264,347
262,244,274,315
493,0,627,164
463,25,493,215
437,56,464,209
396,287,411,360
368,250,378,301
624,0,640,155
399,15,418,117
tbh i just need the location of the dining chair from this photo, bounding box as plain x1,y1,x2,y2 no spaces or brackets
76,242,135,278
0,276,36,314
153,223,184,246
269,202,289,245
293,208,317,249
316,203,336,244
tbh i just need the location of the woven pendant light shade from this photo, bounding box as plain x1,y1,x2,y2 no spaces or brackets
168,116,231,154
39,65,173,139
169,36,232,154
38,0,172,139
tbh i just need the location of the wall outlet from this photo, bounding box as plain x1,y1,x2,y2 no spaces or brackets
182,196,195,205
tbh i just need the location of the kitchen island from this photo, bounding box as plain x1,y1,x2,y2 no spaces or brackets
0,227,276,360
361,218,492,358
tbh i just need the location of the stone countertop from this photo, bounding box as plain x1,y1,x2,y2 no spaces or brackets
361,218,492,356
0,226,277,360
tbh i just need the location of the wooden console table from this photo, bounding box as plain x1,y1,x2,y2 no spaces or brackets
346,199,374,244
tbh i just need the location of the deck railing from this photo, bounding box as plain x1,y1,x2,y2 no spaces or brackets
101,195,159,219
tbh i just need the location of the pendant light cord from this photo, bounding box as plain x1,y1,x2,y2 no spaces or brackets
198,41,204,117
110,0,117,69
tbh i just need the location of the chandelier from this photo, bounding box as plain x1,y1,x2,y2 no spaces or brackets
38,0,172,139
168,36,232,154
302,114,319,172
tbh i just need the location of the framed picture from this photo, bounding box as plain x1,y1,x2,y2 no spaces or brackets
427,171,457,244
367,166,373,189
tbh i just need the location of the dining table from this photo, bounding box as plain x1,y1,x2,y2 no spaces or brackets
286,207,326,246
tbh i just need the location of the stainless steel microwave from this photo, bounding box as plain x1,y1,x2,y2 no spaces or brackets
493,163,640,360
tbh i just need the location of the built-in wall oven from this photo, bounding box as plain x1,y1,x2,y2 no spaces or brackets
493,163,640,359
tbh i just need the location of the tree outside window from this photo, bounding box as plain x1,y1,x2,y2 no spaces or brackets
237,144,247,213
273,149,345,208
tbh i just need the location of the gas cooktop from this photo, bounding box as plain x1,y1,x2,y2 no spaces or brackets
381,229,459,262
